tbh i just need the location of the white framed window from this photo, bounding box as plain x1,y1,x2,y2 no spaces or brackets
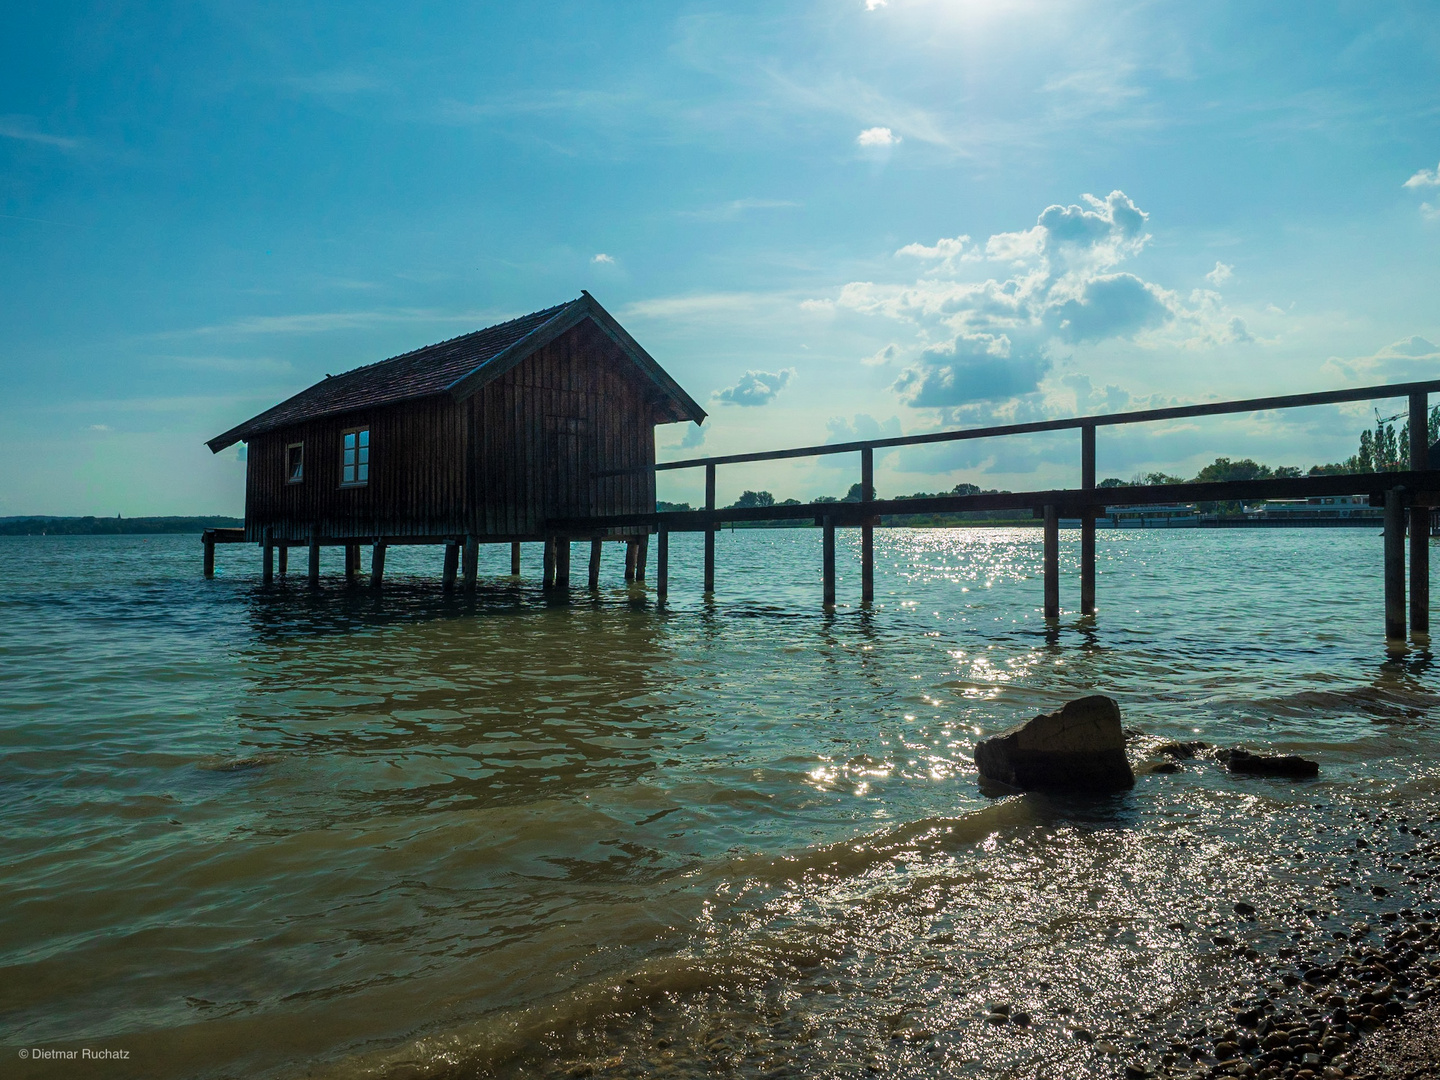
341,427,369,487
286,442,304,483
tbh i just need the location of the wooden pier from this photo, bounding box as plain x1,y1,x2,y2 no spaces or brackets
206,377,1440,645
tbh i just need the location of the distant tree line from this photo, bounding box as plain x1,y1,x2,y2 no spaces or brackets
0,516,244,536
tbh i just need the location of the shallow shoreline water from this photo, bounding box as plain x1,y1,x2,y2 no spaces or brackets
2,528,1437,1079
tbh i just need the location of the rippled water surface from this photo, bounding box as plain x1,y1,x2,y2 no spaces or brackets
3,528,1440,1079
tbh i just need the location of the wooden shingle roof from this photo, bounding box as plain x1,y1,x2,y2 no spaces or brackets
206,292,705,452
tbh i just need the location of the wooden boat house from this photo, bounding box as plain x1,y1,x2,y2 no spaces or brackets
205,292,705,586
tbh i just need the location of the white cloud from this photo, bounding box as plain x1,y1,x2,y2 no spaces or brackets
591,253,615,264
713,369,795,407
862,344,900,367
1404,163,1440,188
1423,202,1440,223
865,0,887,9
896,234,973,270
680,423,706,449
1206,261,1234,285
856,126,900,148
0,115,80,150
1322,335,1440,384
88,424,112,432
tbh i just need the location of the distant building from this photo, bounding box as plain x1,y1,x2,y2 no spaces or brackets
206,293,705,547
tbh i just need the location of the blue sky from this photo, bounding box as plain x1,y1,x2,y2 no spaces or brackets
2,0,1438,514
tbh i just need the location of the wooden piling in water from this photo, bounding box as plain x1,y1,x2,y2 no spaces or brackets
371,540,387,588
203,531,215,579
1081,424,1096,616
555,538,571,588
861,447,874,604
344,543,358,584
588,539,602,589
1386,488,1406,641
543,537,556,588
1411,392,1430,637
1043,505,1059,620
822,515,836,608
656,525,669,603
308,527,321,589
623,540,636,582
634,535,648,583
262,528,274,585
510,541,521,577
278,545,288,576
462,535,478,592
704,463,717,593
442,539,459,591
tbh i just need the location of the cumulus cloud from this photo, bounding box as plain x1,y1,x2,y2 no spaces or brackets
862,344,900,366
679,423,706,449
713,368,795,407
821,190,1248,412
591,253,615,264
1206,261,1233,285
820,413,902,467
857,126,899,148
1323,336,1440,384
1404,164,1440,189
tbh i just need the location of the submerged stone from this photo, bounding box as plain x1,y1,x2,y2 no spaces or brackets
1222,748,1320,778
974,695,1134,793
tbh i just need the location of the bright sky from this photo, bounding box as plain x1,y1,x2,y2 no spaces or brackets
2,0,1438,515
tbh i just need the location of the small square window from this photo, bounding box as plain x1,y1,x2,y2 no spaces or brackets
342,427,370,486
286,443,304,483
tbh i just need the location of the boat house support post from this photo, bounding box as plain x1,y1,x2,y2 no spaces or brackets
1043,504,1060,620
624,540,636,582
1411,392,1430,638
704,463,716,594
371,539,386,589
1081,424,1096,617
278,545,288,576
555,537,571,589
308,527,321,590
442,538,459,591
262,527,274,585
510,542,521,577
1386,488,1407,642
656,525,669,604
588,538,602,589
203,531,215,579
634,535,648,583
345,544,360,585
462,535,478,592
822,514,836,609
543,537,556,589
861,447,874,604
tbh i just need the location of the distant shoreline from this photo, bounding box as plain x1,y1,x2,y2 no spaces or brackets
0,516,243,536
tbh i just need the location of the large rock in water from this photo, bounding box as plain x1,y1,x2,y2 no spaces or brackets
974,695,1134,793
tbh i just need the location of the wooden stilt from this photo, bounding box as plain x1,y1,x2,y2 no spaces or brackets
634,535,648,583
704,463,716,594
1386,488,1407,641
371,540,387,589
262,527,274,585
656,525,668,603
861,447,874,604
588,538,602,589
442,539,459,591
822,514,836,609
1043,504,1059,620
203,531,215,579
510,541,521,577
308,527,321,589
543,537,556,588
624,539,636,582
1411,392,1430,637
463,535,478,592
278,545,288,576
1081,424,1096,616
556,537,571,588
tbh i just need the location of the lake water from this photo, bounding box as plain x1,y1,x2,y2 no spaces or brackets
3,528,1439,1079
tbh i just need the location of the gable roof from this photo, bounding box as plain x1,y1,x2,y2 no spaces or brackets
206,292,706,452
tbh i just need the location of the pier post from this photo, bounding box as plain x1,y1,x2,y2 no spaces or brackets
861,447,874,604
1411,392,1430,637
308,527,321,589
635,535,648,583
203,530,215,579
371,539,387,589
278,545,288,576
262,527,274,585
822,514,836,609
657,525,668,603
510,541,521,577
704,463,716,594
345,543,360,584
442,538,459,591
1081,424,1096,616
588,538,602,589
463,535,478,592
1385,488,1406,642
624,539,636,582
555,538,571,588
1043,504,1059,620
543,537,556,588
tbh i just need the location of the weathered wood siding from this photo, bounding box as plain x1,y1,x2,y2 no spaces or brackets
243,323,658,542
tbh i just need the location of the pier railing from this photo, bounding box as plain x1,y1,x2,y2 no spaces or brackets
552,378,1440,640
